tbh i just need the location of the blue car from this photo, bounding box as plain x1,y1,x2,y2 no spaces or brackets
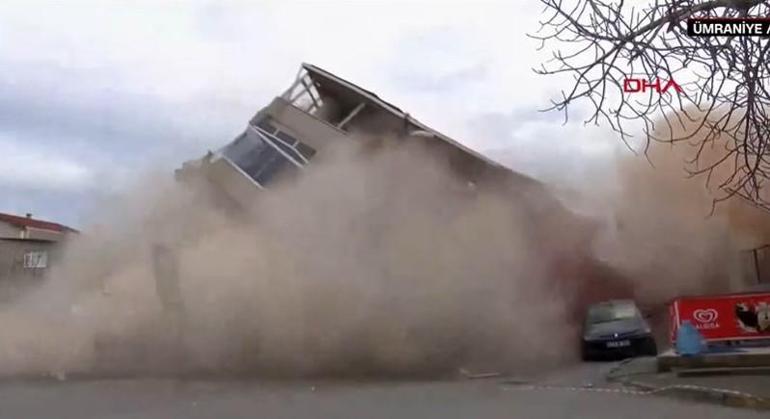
581,300,658,361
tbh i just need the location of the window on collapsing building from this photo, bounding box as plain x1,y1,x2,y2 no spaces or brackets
223,130,294,186
222,120,317,187
283,72,325,116
252,118,317,161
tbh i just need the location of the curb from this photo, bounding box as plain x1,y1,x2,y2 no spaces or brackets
607,362,770,410
621,379,770,410
501,358,770,410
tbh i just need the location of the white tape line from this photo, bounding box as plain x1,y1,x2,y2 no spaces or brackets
505,382,766,403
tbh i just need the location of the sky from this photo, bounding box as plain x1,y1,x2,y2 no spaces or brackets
0,0,622,227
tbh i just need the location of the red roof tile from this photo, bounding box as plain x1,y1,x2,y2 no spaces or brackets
0,212,77,233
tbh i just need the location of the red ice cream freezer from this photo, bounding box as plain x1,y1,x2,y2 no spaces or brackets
669,291,770,345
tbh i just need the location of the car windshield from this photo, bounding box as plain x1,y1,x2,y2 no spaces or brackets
587,303,639,324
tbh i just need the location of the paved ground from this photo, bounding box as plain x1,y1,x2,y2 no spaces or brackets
610,355,770,406
646,373,770,399
0,362,765,418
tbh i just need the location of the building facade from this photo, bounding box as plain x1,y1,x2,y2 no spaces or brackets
0,212,76,298
175,63,632,314
176,63,551,205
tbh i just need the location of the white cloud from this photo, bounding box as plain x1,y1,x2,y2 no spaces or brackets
0,0,621,222
0,135,94,192
0,0,563,131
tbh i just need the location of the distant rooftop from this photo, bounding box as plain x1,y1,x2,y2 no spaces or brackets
0,212,78,234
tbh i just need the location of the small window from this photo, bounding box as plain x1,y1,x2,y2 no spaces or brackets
270,137,306,163
24,251,48,269
223,130,297,186
296,142,317,160
251,148,296,185
276,131,298,146
256,119,277,134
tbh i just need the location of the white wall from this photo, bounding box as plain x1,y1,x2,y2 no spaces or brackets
0,221,22,240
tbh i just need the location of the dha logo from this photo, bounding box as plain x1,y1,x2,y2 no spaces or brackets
623,78,683,94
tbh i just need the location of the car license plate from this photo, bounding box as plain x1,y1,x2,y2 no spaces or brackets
606,340,631,348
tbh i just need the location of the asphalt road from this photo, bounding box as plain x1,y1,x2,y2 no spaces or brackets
0,363,763,419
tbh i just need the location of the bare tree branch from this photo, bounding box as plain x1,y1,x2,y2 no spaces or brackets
533,0,770,211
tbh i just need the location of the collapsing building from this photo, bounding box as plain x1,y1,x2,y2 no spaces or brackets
176,63,548,201
176,63,633,311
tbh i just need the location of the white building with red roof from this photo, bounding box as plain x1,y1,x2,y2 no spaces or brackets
0,212,77,292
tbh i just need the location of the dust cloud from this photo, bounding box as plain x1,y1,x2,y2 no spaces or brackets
589,115,770,306
0,123,767,379
0,140,586,378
